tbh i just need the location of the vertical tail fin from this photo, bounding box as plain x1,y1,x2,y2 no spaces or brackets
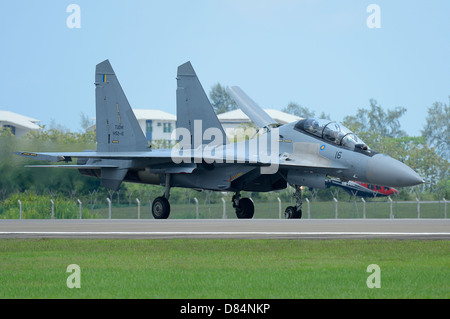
176,61,227,146
95,60,149,152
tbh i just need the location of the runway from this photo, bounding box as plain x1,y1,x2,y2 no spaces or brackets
0,219,449,239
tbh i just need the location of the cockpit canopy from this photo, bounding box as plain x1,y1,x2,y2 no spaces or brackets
294,118,369,151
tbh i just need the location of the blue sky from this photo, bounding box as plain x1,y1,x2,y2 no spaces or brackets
0,0,448,136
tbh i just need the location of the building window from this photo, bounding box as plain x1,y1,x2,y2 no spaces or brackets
163,122,173,133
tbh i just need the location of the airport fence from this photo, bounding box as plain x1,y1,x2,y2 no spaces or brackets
0,195,448,219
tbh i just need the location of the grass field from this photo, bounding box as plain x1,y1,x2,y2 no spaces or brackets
0,239,448,299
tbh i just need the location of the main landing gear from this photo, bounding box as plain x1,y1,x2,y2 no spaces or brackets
232,192,254,219
151,175,302,220
284,185,303,219
152,174,171,219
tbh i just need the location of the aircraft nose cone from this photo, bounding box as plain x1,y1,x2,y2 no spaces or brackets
367,154,424,187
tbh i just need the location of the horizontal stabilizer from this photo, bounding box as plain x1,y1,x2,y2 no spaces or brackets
14,151,69,162
227,86,278,129
24,165,118,169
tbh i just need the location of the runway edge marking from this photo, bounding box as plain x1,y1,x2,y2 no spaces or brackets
1,231,449,237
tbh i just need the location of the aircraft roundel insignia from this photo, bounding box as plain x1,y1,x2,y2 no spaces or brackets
320,144,326,151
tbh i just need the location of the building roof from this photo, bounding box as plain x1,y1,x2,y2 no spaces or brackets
86,108,176,131
217,108,302,124
133,109,176,121
0,110,41,130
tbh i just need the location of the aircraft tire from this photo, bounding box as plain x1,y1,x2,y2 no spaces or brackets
235,198,254,219
152,197,171,219
285,206,302,219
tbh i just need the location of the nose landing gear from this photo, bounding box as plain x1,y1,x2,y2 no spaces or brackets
232,192,254,219
285,185,302,219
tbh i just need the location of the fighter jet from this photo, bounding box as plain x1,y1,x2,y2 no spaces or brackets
15,60,424,219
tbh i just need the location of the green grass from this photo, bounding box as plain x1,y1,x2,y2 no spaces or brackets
0,239,448,299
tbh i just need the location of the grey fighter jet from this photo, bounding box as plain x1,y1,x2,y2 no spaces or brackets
15,60,424,219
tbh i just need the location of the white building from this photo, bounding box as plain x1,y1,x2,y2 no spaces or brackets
217,108,301,137
87,108,177,145
133,109,176,145
0,111,41,137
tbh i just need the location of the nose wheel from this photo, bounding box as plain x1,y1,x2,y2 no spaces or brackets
232,192,254,219
285,185,303,219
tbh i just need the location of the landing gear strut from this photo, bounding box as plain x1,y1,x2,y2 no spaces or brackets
285,185,302,219
232,192,254,219
152,174,171,219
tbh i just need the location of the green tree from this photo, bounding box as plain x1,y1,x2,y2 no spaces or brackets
0,126,14,137
282,102,330,119
282,102,314,118
25,125,96,146
80,112,94,131
151,139,173,149
341,99,448,195
342,99,407,149
421,99,449,160
209,83,238,114
378,136,448,191
0,123,98,196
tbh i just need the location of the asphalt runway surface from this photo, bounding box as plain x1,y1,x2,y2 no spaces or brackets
0,219,449,239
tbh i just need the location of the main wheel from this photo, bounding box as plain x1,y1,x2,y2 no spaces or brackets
285,206,302,219
152,197,170,219
235,197,254,219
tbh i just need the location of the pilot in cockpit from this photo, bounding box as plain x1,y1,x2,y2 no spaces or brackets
323,124,339,143
307,119,319,134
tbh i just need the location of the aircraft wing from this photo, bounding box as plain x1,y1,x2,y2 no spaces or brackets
227,86,278,129
14,148,251,166
15,144,348,192
14,150,173,161
16,141,347,170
